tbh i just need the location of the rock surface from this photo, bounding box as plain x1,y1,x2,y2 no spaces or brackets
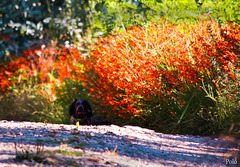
0,120,239,167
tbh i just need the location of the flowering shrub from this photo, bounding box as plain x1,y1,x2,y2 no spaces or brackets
0,45,86,123
83,19,240,120
0,46,85,100
0,19,239,134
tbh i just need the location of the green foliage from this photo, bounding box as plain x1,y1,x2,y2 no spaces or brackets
16,150,48,164
1,0,239,60
46,150,83,156
199,69,240,135
139,0,240,25
54,78,89,121
133,84,217,136
0,0,64,59
42,4,85,49
15,140,47,164
55,0,240,50
0,85,64,124
55,79,88,107
56,0,158,39
93,0,153,35
148,69,240,136
201,0,240,25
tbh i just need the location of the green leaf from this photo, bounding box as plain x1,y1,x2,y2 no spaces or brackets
123,2,137,9
95,20,104,29
20,29,25,35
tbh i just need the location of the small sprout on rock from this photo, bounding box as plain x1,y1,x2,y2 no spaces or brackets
105,145,118,156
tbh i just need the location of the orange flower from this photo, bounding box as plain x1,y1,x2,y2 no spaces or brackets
83,19,240,118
